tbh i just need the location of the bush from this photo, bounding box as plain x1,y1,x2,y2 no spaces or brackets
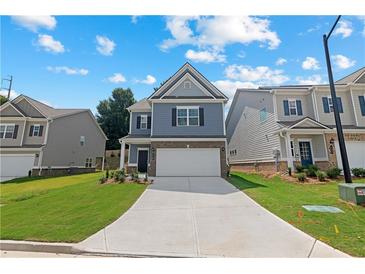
131,172,139,181
305,164,319,177
110,170,115,179
99,177,107,184
295,165,304,173
352,168,365,177
326,167,341,179
288,167,292,176
106,169,110,179
296,173,306,182
113,169,124,179
118,174,125,183
316,171,327,182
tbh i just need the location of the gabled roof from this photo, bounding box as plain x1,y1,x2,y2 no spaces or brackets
0,101,26,117
278,117,331,130
335,67,365,84
148,62,228,100
127,98,151,111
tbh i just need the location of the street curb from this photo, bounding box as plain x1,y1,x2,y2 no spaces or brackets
0,240,80,254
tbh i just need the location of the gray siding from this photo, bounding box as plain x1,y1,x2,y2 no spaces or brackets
0,105,22,117
129,144,151,164
23,121,47,145
276,94,315,121
130,112,151,135
41,111,105,167
351,88,365,127
280,134,327,160
152,103,224,136
15,99,44,118
314,89,356,125
228,101,282,163
0,120,25,147
168,80,208,97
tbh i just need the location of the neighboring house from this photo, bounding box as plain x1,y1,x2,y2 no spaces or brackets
0,94,107,181
226,67,365,172
119,63,229,177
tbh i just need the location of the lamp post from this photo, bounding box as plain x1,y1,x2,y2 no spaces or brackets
323,15,352,184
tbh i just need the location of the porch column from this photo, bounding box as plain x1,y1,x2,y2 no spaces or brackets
285,132,294,169
120,140,126,170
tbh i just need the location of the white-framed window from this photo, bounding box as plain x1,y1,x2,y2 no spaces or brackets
80,136,85,146
183,81,191,89
0,124,15,139
85,157,92,168
32,124,41,137
177,106,199,126
140,115,148,129
288,99,297,115
327,97,334,112
259,108,268,122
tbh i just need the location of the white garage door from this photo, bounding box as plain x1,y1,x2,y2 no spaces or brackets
0,154,35,182
335,141,365,169
156,148,221,176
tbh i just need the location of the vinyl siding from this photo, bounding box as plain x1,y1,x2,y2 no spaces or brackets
130,112,152,135
276,94,315,121
23,121,47,145
15,99,44,118
41,111,105,167
152,103,224,136
128,144,151,164
0,120,25,147
168,80,208,97
0,105,23,117
351,88,365,126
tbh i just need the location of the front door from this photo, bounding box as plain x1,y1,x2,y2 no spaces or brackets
137,150,148,173
299,141,313,167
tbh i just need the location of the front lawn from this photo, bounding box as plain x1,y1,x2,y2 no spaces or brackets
229,172,365,257
0,173,146,242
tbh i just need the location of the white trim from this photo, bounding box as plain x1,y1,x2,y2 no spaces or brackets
0,123,16,139
149,98,226,103
272,92,279,121
288,117,330,129
136,147,149,173
0,102,25,117
43,120,51,145
128,111,132,133
288,98,298,116
127,144,132,165
273,89,311,96
151,138,226,142
311,88,320,121
38,166,89,169
20,120,26,146
229,158,276,164
140,114,148,129
0,147,43,152
0,117,47,122
127,163,137,167
151,102,154,136
222,102,226,136
0,153,36,157
350,87,359,126
322,134,329,161
297,138,315,164
176,105,199,127
353,70,365,83
32,124,41,137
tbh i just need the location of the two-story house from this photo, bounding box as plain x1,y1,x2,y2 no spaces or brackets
119,63,229,177
0,94,107,181
226,67,365,172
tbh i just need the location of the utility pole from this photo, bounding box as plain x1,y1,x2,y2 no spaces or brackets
323,15,352,184
1,75,13,99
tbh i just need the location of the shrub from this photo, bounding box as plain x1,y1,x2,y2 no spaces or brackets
143,173,148,182
352,168,365,177
110,170,115,179
288,167,292,176
296,173,306,182
316,171,327,182
105,169,110,179
113,169,124,179
131,172,139,181
295,165,304,173
305,165,319,177
326,167,341,179
118,174,125,183
99,177,107,184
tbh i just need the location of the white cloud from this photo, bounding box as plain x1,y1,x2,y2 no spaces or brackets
331,54,356,69
131,16,140,24
160,16,280,52
302,57,320,70
296,75,324,85
224,65,289,85
334,20,353,38
0,89,19,100
37,34,65,53
11,16,56,32
276,57,287,66
96,35,116,56
47,66,89,76
358,16,365,37
213,80,258,99
136,75,156,85
185,49,226,63
107,73,126,83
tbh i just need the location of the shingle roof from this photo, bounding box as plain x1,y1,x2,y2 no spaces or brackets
335,67,365,84
127,98,151,111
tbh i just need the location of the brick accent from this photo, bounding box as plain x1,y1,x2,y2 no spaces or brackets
230,161,288,173
148,141,227,178
32,167,96,177
126,166,137,174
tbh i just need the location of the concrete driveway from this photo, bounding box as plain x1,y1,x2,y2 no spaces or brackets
75,177,348,257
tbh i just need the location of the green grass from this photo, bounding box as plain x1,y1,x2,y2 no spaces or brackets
0,173,146,242
229,172,365,257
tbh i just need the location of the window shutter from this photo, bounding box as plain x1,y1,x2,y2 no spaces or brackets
13,125,19,139
283,100,289,116
29,125,34,136
296,100,303,116
359,96,365,116
147,116,151,129
322,97,330,113
136,116,141,129
39,125,44,136
199,107,204,126
336,97,343,113
172,108,177,126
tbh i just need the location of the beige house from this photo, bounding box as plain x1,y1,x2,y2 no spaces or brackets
0,94,107,181
226,67,365,172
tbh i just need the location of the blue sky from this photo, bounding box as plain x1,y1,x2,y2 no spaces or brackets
1,15,364,113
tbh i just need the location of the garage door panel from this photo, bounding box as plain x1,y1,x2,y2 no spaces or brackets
0,154,35,181
156,148,220,177
335,141,365,169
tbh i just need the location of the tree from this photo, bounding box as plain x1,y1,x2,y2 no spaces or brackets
96,88,136,150
0,95,8,105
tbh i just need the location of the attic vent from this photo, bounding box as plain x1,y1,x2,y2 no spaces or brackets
184,81,191,89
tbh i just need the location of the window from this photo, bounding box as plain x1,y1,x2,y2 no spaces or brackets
0,124,15,139
327,97,334,112
32,125,40,136
288,100,297,115
140,115,148,129
80,136,85,146
259,108,268,122
183,81,191,89
290,140,295,157
85,158,92,168
177,106,199,126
